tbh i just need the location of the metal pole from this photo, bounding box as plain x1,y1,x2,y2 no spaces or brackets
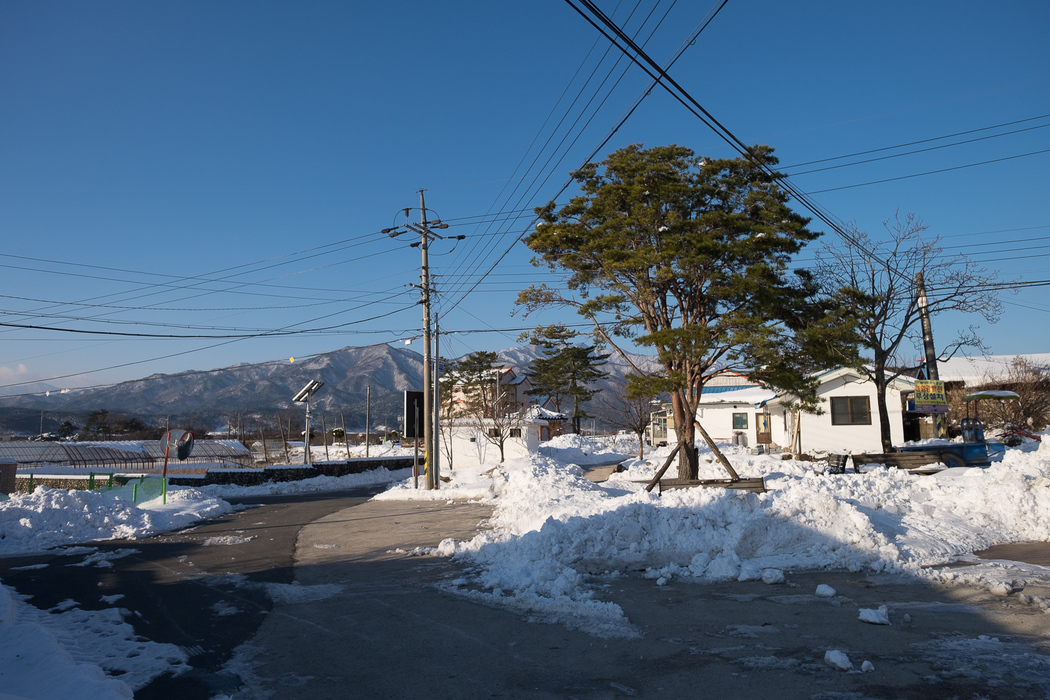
365,385,371,457
420,190,435,490
433,313,441,488
304,397,312,465
916,272,947,439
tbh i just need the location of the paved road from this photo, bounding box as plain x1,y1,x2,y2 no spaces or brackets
3,483,1050,699
232,499,1050,700
0,486,387,699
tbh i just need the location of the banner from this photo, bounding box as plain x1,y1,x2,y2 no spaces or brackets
911,380,949,413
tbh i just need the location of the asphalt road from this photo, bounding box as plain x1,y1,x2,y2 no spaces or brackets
224,499,1050,700
0,485,387,699
2,482,1050,699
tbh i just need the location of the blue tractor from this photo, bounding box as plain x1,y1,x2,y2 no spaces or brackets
896,390,1018,467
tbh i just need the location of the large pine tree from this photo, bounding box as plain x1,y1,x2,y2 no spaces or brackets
520,144,852,479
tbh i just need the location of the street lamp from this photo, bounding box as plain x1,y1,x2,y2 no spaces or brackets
383,192,465,490
292,379,324,466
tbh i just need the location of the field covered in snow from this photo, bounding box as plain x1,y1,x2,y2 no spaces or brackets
1,432,1049,696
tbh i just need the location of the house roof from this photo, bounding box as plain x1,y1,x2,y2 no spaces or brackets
524,405,567,421
758,367,915,408
697,384,778,406
935,354,1050,386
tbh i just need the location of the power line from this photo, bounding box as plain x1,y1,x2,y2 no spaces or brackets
0,302,419,339
807,148,1050,194
440,0,730,315
563,0,902,285
783,113,1050,169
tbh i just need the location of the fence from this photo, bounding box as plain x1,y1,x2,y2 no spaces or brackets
13,472,166,504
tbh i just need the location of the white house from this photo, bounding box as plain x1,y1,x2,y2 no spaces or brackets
438,406,565,468
651,367,916,455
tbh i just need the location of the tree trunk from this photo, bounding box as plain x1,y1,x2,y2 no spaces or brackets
670,390,699,480
873,360,893,451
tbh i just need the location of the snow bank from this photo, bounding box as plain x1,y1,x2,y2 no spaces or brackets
536,433,632,466
412,440,1050,637
0,486,233,557
0,582,188,699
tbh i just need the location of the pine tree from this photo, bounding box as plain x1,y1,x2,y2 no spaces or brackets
524,324,608,433
520,144,852,479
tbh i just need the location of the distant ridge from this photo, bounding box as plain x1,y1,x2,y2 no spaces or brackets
0,342,657,433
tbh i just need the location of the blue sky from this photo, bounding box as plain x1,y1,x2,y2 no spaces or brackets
1,0,1048,392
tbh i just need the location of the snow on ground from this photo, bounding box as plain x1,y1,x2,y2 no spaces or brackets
0,463,408,700
2,434,1050,694
377,434,1050,638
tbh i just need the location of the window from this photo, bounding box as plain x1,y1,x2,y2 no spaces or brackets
488,428,501,438
509,428,522,438
831,396,871,425
732,413,748,430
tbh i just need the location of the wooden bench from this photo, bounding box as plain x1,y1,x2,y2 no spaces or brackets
853,451,963,475
658,478,766,494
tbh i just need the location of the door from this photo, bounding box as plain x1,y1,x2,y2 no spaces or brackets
756,412,772,445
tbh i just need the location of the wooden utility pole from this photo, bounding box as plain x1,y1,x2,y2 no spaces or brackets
321,413,330,461
419,190,435,490
340,412,348,458
277,413,291,464
916,272,947,439
365,385,371,458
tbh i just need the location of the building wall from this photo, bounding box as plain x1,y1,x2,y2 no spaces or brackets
695,405,760,445
771,373,908,454
670,370,912,454
438,420,539,468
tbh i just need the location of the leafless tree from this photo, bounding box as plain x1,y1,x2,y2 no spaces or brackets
815,212,1003,450
596,378,658,459
446,351,528,463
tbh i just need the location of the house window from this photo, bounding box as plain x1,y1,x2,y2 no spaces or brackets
831,396,871,425
732,413,748,430
488,428,501,438
509,428,522,438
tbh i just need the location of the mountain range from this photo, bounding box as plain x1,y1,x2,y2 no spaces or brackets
0,343,655,434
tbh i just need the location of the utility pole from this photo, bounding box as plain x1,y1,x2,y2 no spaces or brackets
433,314,441,487
916,272,947,439
365,385,371,458
383,194,464,490
419,190,435,490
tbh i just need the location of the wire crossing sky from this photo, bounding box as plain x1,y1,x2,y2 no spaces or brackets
1,1,1048,391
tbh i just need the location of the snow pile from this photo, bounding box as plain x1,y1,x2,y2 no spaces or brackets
373,462,499,501
0,583,188,699
419,442,1050,637
0,486,233,556
537,433,631,466
858,604,891,624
